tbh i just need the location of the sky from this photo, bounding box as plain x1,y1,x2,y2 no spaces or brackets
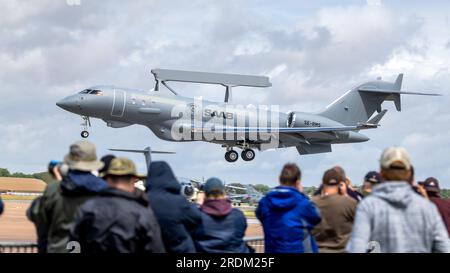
0,0,449,188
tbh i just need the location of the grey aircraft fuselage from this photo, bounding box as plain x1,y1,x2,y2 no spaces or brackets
56,71,438,161
56,86,368,147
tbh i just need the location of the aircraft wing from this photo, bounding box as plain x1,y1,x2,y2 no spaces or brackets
109,148,175,154
191,124,375,133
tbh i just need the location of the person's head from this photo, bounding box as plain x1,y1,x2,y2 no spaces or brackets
99,154,116,174
379,146,412,182
203,177,226,200
321,168,344,195
47,160,62,179
332,165,350,185
102,157,146,193
279,163,301,189
423,177,440,196
63,141,104,173
362,171,381,194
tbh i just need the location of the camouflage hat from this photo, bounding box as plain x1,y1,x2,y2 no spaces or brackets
102,157,146,179
64,141,104,172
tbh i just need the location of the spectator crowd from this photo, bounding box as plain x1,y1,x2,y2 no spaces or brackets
2,140,449,253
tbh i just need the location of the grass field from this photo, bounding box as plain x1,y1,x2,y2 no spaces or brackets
0,195,38,201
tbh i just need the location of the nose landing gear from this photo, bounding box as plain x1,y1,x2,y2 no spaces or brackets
81,116,91,138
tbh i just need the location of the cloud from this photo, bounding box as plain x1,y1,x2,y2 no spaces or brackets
1,0,450,188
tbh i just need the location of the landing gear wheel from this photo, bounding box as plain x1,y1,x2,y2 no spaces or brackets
81,131,89,138
225,150,239,162
241,149,255,161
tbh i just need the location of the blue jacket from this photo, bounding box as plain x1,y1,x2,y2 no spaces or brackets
256,186,321,253
146,162,202,253
193,199,252,253
0,197,4,215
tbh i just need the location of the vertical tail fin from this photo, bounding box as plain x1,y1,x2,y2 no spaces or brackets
320,73,439,125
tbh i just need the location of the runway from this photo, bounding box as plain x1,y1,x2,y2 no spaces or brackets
0,200,36,243
0,200,262,243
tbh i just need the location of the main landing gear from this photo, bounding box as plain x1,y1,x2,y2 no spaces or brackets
224,148,256,162
80,116,91,138
225,150,239,162
241,149,255,161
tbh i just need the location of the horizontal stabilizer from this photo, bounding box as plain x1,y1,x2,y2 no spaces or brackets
151,68,272,88
358,87,442,96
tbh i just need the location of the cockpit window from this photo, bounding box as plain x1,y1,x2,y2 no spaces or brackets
89,89,103,95
79,89,103,95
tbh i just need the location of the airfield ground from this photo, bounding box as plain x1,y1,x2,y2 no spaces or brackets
0,199,263,243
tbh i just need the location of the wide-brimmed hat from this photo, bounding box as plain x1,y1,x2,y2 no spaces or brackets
64,141,104,172
102,157,146,179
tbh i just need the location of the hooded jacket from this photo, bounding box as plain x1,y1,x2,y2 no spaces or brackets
41,170,107,253
70,187,165,253
346,182,450,253
146,161,202,253
193,198,251,253
256,186,322,253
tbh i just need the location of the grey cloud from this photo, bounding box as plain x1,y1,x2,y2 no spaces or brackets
0,1,450,187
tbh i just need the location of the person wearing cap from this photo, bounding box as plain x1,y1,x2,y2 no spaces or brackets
70,157,165,253
423,177,450,236
146,161,202,253
346,147,450,253
314,166,363,202
361,171,381,196
192,178,252,253
311,168,357,253
256,163,321,253
38,141,108,253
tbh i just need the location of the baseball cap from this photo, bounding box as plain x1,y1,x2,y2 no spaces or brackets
102,157,146,179
423,177,440,193
203,177,225,194
380,146,411,170
364,171,381,184
64,141,104,172
322,168,344,185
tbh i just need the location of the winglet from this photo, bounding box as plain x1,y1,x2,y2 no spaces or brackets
394,73,403,90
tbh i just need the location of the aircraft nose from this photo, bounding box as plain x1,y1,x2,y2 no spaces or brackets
56,95,79,112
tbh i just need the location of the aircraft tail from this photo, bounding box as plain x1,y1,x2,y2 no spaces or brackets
109,147,175,171
319,74,441,125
